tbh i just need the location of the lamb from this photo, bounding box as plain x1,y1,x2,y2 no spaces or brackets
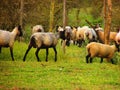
86,42,118,64
0,25,23,60
23,32,59,62
32,25,44,34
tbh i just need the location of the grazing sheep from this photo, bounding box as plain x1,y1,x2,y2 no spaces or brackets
0,25,23,60
86,42,118,64
32,25,44,34
23,32,59,62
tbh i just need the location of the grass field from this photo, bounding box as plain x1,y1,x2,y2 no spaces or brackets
0,41,120,90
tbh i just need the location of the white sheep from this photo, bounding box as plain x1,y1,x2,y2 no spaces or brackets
86,42,118,64
0,25,23,60
76,26,89,47
32,25,44,34
23,32,59,62
115,29,120,45
115,28,120,51
84,28,97,42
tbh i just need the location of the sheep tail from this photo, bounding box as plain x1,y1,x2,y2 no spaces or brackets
86,44,91,53
30,36,37,48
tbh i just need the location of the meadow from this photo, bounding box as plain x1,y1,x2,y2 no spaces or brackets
0,41,120,90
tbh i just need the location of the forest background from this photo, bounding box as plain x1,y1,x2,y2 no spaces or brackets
0,0,120,40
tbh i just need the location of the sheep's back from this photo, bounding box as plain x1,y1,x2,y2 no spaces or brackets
76,29,85,39
0,30,11,46
86,42,114,58
31,33,58,48
32,25,44,34
110,32,117,41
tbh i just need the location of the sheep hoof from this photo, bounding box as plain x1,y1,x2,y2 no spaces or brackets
55,60,57,62
111,59,114,64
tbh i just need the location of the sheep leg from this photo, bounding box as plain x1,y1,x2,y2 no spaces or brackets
35,48,41,62
90,58,93,63
46,48,49,62
86,54,90,63
23,45,32,61
111,59,114,64
78,40,82,47
100,58,103,63
53,47,57,62
10,47,14,61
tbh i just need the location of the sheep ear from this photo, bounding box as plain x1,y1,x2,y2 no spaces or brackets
70,26,73,29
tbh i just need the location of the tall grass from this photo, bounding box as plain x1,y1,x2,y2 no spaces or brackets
0,41,120,90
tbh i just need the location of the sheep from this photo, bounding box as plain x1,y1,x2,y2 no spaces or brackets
0,25,22,61
94,27,117,44
64,26,72,46
32,25,44,34
71,27,77,45
115,28,120,51
76,26,89,47
84,28,97,43
56,26,72,46
23,32,59,62
86,42,118,64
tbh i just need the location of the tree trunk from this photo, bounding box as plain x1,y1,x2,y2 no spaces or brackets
63,0,67,29
104,0,112,44
19,0,24,42
49,0,55,32
62,0,67,53
20,0,24,29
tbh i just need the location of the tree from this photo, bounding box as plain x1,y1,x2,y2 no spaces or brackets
20,0,24,29
104,0,112,44
62,0,67,53
49,0,55,32
63,0,67,28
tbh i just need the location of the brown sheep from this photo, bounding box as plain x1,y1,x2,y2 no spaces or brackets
86,42,118,64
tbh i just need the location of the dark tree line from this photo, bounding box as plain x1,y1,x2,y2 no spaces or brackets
0,0,119,32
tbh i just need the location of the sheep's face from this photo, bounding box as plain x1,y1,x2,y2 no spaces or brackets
57,26,64,32
37,29,42,32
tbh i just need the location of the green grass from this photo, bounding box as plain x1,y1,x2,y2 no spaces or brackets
0,41,120,90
